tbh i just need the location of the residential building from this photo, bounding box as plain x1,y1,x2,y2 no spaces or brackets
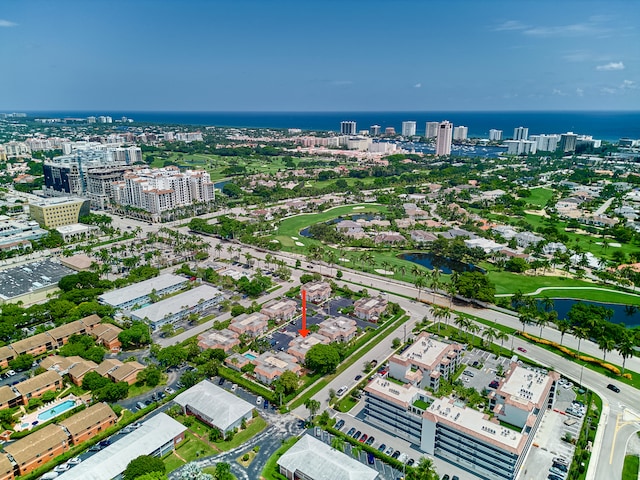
370,125,381,136
98,273,189,310
504,140,537,156
277,434,379,480
28,197,90,228
317,316,357,343
353,296,388,321
40,356,97,386
128,284,223,331
402,121,417,137
435,121,453,156
4,424,69,476
453,126,468,141
55,413,186,480
229,312,269,338
173,380,254,434
340,121,357,135
559,132,578,153
224,353,251,371
425,122,440,138
59,403,117,445
67,359,98,386
410,230,438,243
197,328,240,352
252,351,301,385
95,359,144,385
10,332,54,357
489,129,503,141
388,332,461,390
287,333,330,363
90,323,123,352
513,126,529,140
301,280,332,303
374,232,406,244
0,454,13,480
0,386,20,410
530,134,560,152
514,231,545,248
260,298,298,322
111,167,214,216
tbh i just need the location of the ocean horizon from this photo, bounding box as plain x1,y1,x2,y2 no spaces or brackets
20,110,640,142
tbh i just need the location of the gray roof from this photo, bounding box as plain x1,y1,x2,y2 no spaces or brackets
55,413,186,480
173,380,253,431
130,284,222,323
277,434,379,480
0,259,74,301
98,273,188,307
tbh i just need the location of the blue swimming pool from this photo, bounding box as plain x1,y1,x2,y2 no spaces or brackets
244,353,256,360
37,400,76,422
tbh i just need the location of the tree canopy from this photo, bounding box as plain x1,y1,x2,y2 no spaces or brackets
305,343,340,374
123,455,165,480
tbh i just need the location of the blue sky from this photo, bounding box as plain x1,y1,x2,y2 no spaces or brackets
0,0,638,111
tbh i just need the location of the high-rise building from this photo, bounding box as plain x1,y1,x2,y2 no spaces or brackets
513,126,529,140
453,126,468,141
530,134,560,152
340,121,357,135
435,121,453,156
489,129,503,141
384,127,396,135
425,122,439,138
370,125,381,136
401,121,417,137
559,132,578,153
504,140,537,155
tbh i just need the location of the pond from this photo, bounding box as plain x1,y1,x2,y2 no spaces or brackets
542,298,640,328
399,252,485,275
214,180,231,190
299,214,384,238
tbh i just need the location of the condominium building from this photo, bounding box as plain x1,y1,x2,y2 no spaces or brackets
504,140,537,156
260,298,298,322
370,125,381,136
388,332,461,391
229,312,269,338
530,134,560,152
559,132,578,153
111,167,214,215
340,121,357,135
251,351,301,385
453,126,468,141
402,121,417,137
28,197,90,228
353,296,388,321
513,127,529,141
435,121,453,156
489,129,503,141
98,273,189,310
317,316,357,343
425,122,440,139
301,281,332,303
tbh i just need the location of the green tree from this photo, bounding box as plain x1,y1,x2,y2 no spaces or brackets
123,455,165,480
304,398,321,419
279,370,299,394
454,271,495,303
305,343,340,374
8,354,34,372
214,462,233,480
156,345,188,368
406,456,439,480
618,333,636,375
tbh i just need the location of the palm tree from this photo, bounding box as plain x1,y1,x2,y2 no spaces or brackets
541,296,554,313
468,323,480,345
331,436,345,452
618,333,635,375
598,336,616,362
304,398,320,419
482,327,498,348
556,319,571,345
407,457,439,480
518,311,534,333
537,316,549,338
572,326,589,359
445,282,457,308
430,305,444,333
429,268,442,303
496,331,509,352
214,243,222,259
414,276,426,302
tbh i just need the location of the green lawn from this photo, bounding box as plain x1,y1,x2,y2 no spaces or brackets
163,431,217,471
212,416,268,451
261,437,299,480
622,455,639,480
525,187,555,207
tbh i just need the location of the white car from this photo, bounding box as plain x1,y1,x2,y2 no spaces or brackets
164,387,175,395
54,463,70,473
6,370,16,377
67,457,82,466
256,396,263,405
337,386,348,396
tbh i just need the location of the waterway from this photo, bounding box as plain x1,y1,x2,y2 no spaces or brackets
399,252,484,275
544,298,640,328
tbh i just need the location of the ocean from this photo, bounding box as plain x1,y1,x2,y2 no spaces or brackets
25,111,640,142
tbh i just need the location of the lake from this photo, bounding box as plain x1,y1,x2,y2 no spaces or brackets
399,252,484,275
544,298,640,328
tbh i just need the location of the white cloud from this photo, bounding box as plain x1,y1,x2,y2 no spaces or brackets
524,23,604,37
493,20,527,31
552,89,567,96
329,80,353,86
0,19,17,27
601,87,617,94
413,83,422,88
596,61,625,71
621,80,637,90
576,88,584,97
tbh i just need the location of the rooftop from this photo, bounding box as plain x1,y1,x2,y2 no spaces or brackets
55,413,187,480
497,364,559,409
130,284,222,323
392,332,459,370
277,434,379,480
0,259,74,301
59,403,116,436
173,380,254,431
364,376,424,408
98,273,188,307
4,424,68,464
424,397,526,455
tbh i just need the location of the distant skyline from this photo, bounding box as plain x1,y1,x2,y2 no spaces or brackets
0,0,638,111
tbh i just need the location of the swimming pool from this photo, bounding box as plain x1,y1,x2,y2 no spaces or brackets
244,353,256,360
37,400,76,422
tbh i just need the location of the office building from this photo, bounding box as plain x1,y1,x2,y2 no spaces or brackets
370,125,381,136
28,197,90,228
425,122,440,138
435,121,453,156
340,121,357,135
489,129,503,141
402,121,417,137
453,126,468,141
559,132,578,153
513,127,529,141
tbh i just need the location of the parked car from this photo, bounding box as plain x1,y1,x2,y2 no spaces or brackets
442,475,450,480
489,380,500,389
67,457,81,466
355,375,362,381
256,396,263,405
54,463,70,473
472,361,479,368
550,467,567,477
553,462,568,472
367,452,375,465
136,401,146,410
452,476,460,480
347,427,356,437
165,387,175,395
218,377,225,386
553,457,568,466
359,434,368,443
517,347,527,353
385,446,394,456
392,450,401,459
365,436,375,446
263,400,269,409
335,419,345,430
607,383,620,393
548,474,564,480
231,384,237,392
463,370,475,377
407,459,415,467
352,431,361,441
378,443,387,452
5,370,16,377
